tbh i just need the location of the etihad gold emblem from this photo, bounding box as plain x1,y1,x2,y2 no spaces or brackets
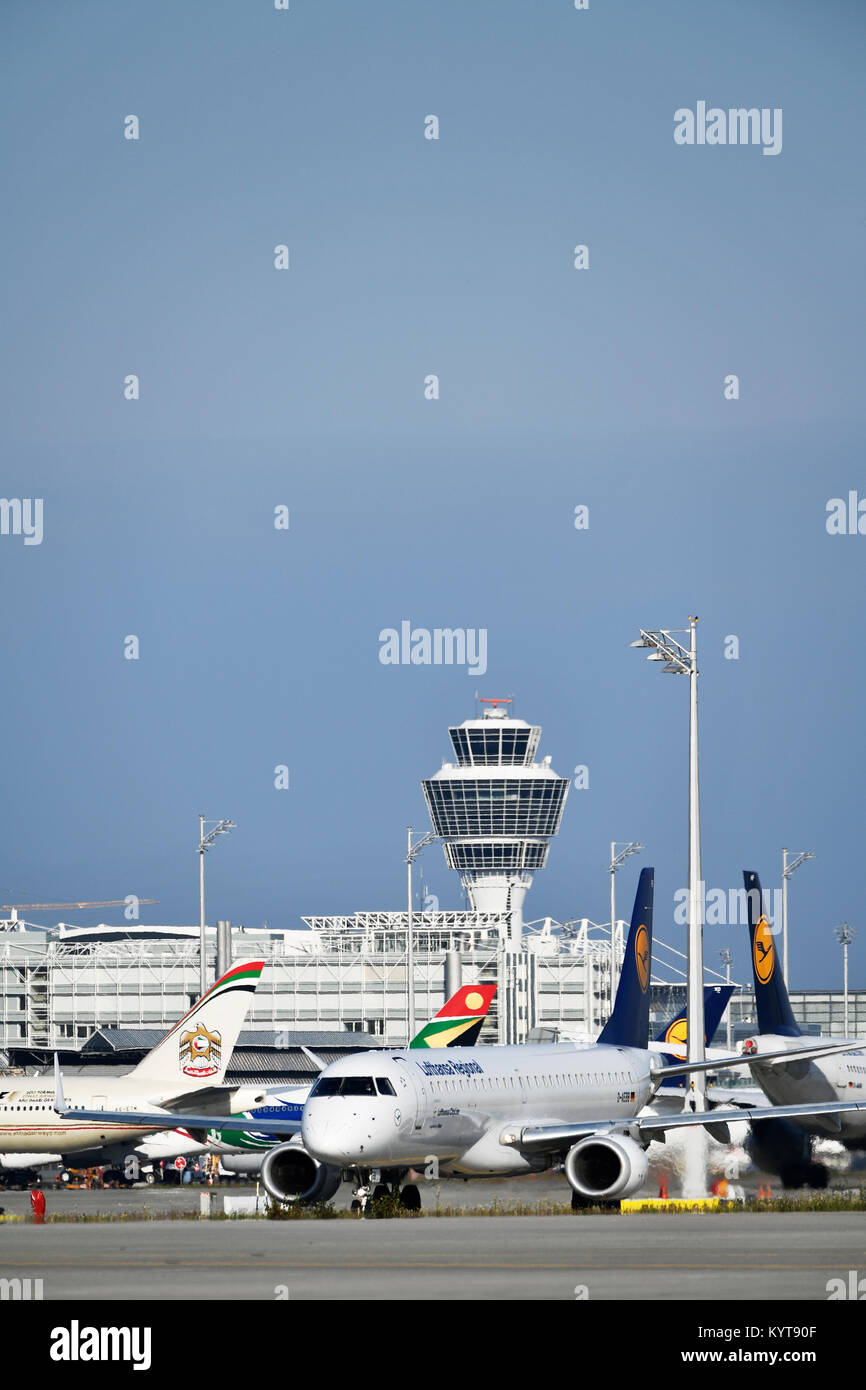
753,916,775,985
635,924,650,993
180,1021,222,1079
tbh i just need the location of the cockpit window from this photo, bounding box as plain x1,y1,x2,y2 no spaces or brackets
340,1076,377,1096
310,1075,384,1098
309,1077,342,1097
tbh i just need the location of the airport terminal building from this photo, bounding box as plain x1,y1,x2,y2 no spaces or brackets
1,705,861,1066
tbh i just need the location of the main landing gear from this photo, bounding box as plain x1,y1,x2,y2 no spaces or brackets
780,1162,829,1190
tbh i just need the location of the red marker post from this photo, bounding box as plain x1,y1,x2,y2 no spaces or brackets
30,1189,46,1224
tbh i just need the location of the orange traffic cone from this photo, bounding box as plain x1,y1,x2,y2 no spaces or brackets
658,1178,669,1199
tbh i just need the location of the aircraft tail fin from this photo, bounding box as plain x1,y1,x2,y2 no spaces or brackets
654,983,735,1048
597,867,654,1049
130,959,265,1090
409,984,497,1048
744,870,801,1037
655,984,736,1087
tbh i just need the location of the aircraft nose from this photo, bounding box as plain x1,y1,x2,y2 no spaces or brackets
302,1102,350,1163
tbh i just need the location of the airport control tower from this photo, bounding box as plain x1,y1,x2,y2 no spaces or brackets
422,700,569,940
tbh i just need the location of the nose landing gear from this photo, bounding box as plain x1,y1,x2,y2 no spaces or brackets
349,1170,421,1215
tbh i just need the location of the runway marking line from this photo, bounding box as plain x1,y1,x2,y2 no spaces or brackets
2,1259,857,1272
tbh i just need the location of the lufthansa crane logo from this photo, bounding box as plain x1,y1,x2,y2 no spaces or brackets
753,916,775,985
664,1017,687,1046
180,1022,222,1078
635,925,650,993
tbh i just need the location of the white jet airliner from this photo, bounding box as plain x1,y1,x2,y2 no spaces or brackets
1,959,299,1174
300,868,866,1210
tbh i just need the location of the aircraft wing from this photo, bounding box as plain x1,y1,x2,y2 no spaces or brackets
506,1097,866,1154
52,1054,301,1138
52,1103,302,1137
650,1036,866,1082
638,1098,866,1137
159,1085,256,1113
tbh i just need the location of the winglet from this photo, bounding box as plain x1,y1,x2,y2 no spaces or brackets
301,1045,326,1073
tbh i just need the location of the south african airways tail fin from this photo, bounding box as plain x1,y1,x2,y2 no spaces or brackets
597,867,654,1049
409,984,497,1048
744,869,801,1037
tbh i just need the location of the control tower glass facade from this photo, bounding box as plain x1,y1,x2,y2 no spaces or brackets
422,703,569,926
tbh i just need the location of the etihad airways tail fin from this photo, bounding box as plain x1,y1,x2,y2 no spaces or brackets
130,960,265,1090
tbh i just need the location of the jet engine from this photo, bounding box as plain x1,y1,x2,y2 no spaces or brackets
564,1134,648,1201
260,1142,342,1205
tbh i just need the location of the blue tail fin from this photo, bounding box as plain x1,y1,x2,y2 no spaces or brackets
598,867,654,1048
654,984,735,1047
744,869,801,1037
655,984,736,1087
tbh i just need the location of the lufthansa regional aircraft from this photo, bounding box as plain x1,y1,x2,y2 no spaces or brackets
134,984,498,1196
300,868,866,1210
0,960,300,1172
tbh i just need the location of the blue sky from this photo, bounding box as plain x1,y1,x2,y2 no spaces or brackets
1,0,864,989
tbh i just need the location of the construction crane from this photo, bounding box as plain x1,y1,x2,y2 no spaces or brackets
2,899,158,911
1,899,158,930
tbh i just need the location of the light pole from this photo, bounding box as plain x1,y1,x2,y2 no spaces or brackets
781,848,814,987
631,616,704,1109
609,842,644,1005
719,948,733,1054
834,923,856,1036
198,815,236,997
406,827,437,1039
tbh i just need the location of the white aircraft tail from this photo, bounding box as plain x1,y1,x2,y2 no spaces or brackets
129,960,265,1091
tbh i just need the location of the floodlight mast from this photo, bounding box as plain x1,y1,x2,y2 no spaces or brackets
781,848,815,987
198,815,236,997
719,948,733,1053
631,617,705,1110
834,923,856,1035
609,842,644,1003
406,827,437,1039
